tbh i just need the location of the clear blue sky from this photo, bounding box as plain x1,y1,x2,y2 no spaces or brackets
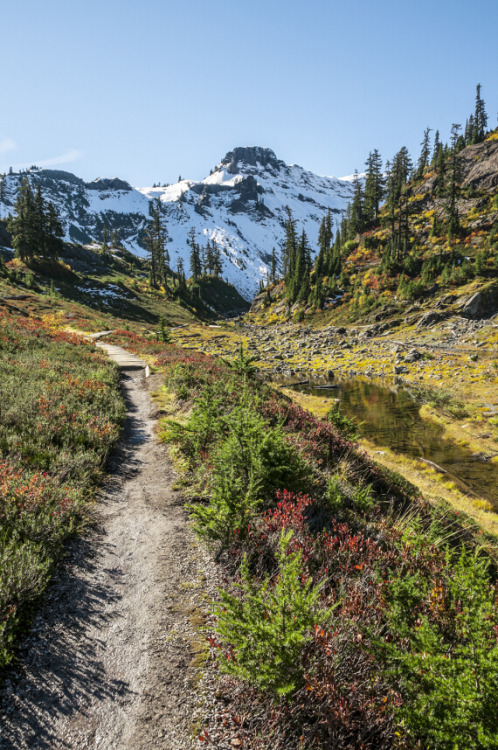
2,0,497,185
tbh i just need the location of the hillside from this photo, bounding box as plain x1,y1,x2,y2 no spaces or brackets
250,131,498,325
0,230,249,331
0,147,355,299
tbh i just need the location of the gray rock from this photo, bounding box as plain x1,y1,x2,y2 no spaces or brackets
416,311,443,328
458,282,498,320
404,348,422,363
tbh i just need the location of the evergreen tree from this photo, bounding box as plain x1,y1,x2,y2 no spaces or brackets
363,149,384,224
111,228,120,248
415,128,432,181
350,170,364,235
188,228,202,279
102,224,108,254
282,207,298,285
211,240,223,276
446,124,462,240
473,83,488,143
144,200,168,288
431,130,441,167
8,177,36,261
270,247,277,283
315,210,333,277
7,178,64,262
45,202,64,259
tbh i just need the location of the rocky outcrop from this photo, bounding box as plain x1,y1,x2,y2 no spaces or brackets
460,139,498,191
221,147,284,175
458,282,498,319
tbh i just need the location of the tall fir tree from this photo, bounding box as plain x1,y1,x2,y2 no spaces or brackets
473,83,488,143
363,149,384,225
350,170,364,235
188,228,202,279
415,128,432,181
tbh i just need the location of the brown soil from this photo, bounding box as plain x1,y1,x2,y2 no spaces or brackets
0,369,209,749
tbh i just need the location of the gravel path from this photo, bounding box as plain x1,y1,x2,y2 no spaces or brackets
0,367,208,749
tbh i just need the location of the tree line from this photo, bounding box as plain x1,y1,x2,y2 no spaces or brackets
7,176,64,261
272,83,491,309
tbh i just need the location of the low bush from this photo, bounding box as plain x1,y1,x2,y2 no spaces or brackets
0,310,124,668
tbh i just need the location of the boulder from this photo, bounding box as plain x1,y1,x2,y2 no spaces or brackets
416,311,443,328
404,348,422,363
458,283,498,320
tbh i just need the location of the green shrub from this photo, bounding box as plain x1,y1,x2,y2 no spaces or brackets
214,530,334,696
189,395,309,549
380,549,498,749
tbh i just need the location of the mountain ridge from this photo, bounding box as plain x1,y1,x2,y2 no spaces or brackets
0,147,355,299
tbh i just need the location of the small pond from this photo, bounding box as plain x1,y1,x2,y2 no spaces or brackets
280,375,498,511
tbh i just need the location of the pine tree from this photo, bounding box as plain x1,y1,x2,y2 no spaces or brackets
315,211,333,278
431,130,441,167
350,170,364,235
270,247,277,283
102,224,108,254
144,200,168,288
7,178,65,261
188,228,202,279
415,128,432,181
45,202,64,259
363,149,384,224
211,240,223,276
446,124,462,240
473,83,488,143
282,207,298,289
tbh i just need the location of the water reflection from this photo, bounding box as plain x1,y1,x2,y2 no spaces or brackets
284,375,498,511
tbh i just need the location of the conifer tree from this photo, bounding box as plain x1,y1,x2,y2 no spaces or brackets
45,202,64,259
363,149,384,224
144,200,168,288
270,247,277,283
282,207,298,285
446,124,462,240
415,128,432,181
315,211,333,277
7,177,65,261
431,130,441,167
188,228,202,279
350,170,364,235
473,83,488,143
211,240,223,276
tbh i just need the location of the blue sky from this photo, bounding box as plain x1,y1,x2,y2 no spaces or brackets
2,0,497,185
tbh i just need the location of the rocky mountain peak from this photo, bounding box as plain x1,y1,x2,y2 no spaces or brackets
220,146,284,175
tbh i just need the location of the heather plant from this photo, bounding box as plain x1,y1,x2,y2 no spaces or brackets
214,530,335,697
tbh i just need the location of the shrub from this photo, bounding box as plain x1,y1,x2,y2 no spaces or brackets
214,530,335,697
379,548,498,749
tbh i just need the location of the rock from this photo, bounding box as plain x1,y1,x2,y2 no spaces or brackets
460,139,498,191
404,348,422,363
458,282,498,320
416,311,443,328
393,365,409,374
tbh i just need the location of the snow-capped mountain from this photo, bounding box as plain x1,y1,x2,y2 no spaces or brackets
0,147,355,299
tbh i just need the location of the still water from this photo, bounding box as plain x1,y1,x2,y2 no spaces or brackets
285,375,498,511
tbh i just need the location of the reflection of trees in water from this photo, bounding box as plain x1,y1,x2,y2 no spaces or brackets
300,379,498,508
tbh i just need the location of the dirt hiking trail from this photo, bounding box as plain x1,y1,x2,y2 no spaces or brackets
0,356,207,749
